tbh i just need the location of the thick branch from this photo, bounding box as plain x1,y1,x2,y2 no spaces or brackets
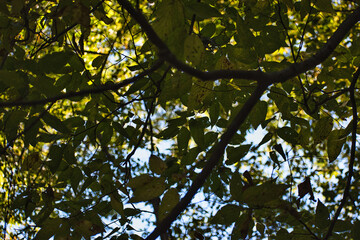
118,0,360,84
271,7,360,82
0,60,164,108
145,82,269,240
115,1,360,239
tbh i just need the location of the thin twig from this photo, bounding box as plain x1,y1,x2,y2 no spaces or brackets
324,66,360,240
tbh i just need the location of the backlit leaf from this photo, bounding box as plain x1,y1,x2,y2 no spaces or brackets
149,155,167,175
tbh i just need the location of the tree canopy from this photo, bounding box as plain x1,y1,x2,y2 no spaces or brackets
1,0,360,239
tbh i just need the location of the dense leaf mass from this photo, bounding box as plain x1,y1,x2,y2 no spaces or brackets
0,0,360,239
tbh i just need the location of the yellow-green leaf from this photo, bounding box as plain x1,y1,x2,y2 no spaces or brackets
184,34,205,66
314,117,333,144
327,129,346,162
130,177,166,203
111,194,124,215
158,188,179,220
149,155,167,175
188,78,213,111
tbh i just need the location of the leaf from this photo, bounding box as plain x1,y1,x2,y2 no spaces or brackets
315,200,330,229
352,221,360,239
231,213,253,240
93,9,113,24
34,218,62,240
71,167,83,192
226,145,251,165
209,101,220,126
249,101,267,129
158,188,179,220
111,193,124,215
69,55,84,72
230,172,244,201
127,174,153,189
149,155,167,175
273,144,286,161
211,204,241,226
269,151,280,167
42,112,71,134
177,127,191,152
277,127,299,145
186,2,222,19
327,129,346,162
38,52,69,73
268,87,291,119
240,182,288,207
189,119,205,149
48,144,63,174
256,222,265,235
130,177,166,203
298,177,314,201
92,55,107,68
152,0,186,55
200,22,216,38
188,79,213,110
184,34,205,66
313,116,333,144
314,0,334,13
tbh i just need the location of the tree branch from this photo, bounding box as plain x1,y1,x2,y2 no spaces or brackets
0,60,164,108
118,0,360,84
145,82,269,240
324,66,360,240
115,1,360,239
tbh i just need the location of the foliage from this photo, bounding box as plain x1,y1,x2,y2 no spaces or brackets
0,0,360,239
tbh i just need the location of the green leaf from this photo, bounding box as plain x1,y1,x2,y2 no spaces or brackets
71,167,83,192
231,213,253,240
177,127,191,152
327,129,346,162
314,0,334,13
42,112,71,134
157,125,179,139
268,87,291,119
0,70,26,89
188,79,213,110
211,204,241,226
189,119,205,149
38,52,69,73
273,144,287,161
249,101,267,129
110,193,124,215
93,9,113,24
200,22,216,38
315,200,329,229
256,222,265,235
209,101,220,126
34,218,62,240
314,117,333,144
186,2,222,19
92,55,107,68
240,182,288,207
230,172,244,201
158,188,179,220
352,221,360,239
69,55,84,72
130,177,166,203
48,144,63,173
226,145,251,165
149,155,167,175
269,151,280,167
184,34,205,66
277,127,299,145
